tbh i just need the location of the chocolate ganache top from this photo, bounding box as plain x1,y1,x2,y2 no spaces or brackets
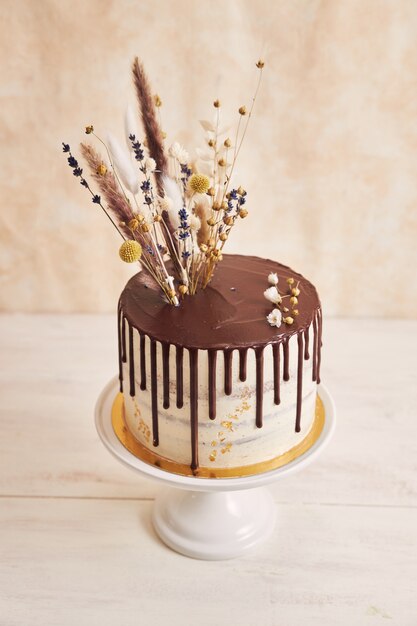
119,254,321,350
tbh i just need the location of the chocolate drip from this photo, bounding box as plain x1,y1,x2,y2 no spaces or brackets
295,333,304,432
189,349,199,471
255,347,264,428
117,307,123,392
208,350,217,420
317,309,322,384
121,315,127,362
283,337,290,381
312,314,318,382
176,346,184,409
128,324,135,397
118,255,323,472
239,348,248,382
150,339,159,446
140,333,146,390
224,349,233,396
304,327,310,360
162,342,170,409
272,343,281,405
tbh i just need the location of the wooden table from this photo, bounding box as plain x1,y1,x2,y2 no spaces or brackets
0,315,416,625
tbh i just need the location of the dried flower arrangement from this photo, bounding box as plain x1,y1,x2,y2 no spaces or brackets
63,58,265,306
264,273,301,328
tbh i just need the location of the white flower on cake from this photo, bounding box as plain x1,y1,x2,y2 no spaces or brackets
267,308,282,328
168,142,189,164
263,272,301,327
268,272,279,286
264,286,282,304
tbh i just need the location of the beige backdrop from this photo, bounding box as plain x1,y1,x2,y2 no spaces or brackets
1,0,416,315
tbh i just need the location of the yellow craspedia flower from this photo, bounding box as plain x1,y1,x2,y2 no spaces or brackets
96,163,107,176
119,240,142,263
189,173,210,195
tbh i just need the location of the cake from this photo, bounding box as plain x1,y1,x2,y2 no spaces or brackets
117,254,322,476
63,57,324,477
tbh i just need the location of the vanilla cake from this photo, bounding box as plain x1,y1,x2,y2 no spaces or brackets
116,254,322,476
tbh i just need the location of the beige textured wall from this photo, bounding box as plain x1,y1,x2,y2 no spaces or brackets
1,0,416,315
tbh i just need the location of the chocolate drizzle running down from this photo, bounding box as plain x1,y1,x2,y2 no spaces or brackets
255,347,264,428
304,327,310,360
117,307,123,392
272,343,280,405
118,254,322,472
139,334,146,390
239,348,248,382
128,324,135,397
295,333,304,432
175,346,184,409
150,339,159,446
208,350,217,420
224,349,233,396
283,338,290,382
189,349,199,471
162,343,170,409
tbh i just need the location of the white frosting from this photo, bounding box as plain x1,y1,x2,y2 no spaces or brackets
122,322,317,469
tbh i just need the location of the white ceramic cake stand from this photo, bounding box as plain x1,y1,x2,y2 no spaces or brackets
95,377,336,560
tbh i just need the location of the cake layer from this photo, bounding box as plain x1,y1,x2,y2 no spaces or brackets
118,254,322,472
121,332,317,469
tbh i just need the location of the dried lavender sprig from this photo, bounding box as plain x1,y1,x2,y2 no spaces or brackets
130,134,184,282
62,142,125,239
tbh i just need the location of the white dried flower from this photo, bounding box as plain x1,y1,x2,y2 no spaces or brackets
267,309,282,328
264,286,282,305
268,272,279,286
144,157,156,173
106,132,139,195
161,175,183,230
158,195,173,212
189,214,201,232
168,142,189,164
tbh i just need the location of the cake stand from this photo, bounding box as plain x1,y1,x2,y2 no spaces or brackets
95,377,336,560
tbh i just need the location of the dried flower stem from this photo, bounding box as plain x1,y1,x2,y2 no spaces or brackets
221,67,263,204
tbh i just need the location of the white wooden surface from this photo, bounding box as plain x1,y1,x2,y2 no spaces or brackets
0,315,416,625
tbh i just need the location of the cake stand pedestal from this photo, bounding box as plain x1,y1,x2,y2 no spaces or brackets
95,378,336,561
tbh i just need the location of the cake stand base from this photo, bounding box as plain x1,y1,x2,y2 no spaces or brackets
95,378,335,560
152,487,276,560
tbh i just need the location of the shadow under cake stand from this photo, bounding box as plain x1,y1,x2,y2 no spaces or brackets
95,377,336,560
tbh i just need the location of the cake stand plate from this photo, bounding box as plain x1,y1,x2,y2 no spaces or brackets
95,378,336,560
